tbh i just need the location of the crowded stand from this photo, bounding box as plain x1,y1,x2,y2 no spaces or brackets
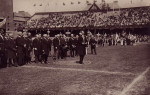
27,6,150,28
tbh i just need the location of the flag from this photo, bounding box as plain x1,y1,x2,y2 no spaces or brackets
113,0,118,3
78,1,81,4
71,2,74,4
102,0,105,2
94,0,97,3
33,4,36,6
63,2,65,6
39,4,42,6
0,18,6,28
87,3,92,5
86,0,89,4
47,3,49,6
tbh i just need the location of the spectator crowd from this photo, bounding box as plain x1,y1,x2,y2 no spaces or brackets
27,7,150,28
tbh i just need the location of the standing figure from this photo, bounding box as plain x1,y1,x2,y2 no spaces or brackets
41,34,50,64
33,34,42,63
0,33,7,68
69,34,76,57
77,31,88,64
89,35,97,55
59,34,67,59
53,35,60,60
6,34,17,67
16,32,26,66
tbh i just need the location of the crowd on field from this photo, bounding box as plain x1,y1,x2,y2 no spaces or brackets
0,30,149,68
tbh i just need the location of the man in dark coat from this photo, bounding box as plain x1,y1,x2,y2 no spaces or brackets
48,36,52,57
53,35,60,60
41,34,50,64
0,33,7,68
74,35,79,56
33,34,42,63
77,31,88,64
89,35,97,55
16,32,26,66
6,34,17,67
69,34,76,57
26,33,33,64
59,35,67,59
22,32,32,64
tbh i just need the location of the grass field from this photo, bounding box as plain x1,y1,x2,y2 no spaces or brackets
0,44,150,95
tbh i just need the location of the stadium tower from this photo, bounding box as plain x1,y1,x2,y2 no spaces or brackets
0,0,14,32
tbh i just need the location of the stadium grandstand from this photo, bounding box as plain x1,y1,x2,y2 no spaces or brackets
26,0,150,36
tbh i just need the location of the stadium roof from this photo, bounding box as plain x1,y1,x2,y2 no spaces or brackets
39,0,149,12
13,0,150,15
14,11,31,18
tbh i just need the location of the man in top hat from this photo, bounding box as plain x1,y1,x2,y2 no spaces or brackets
41,34,50,64
33,34,42,63
6,33,18,67
16,32,26,66
89,35,97,55
69,34,76,57
77,31,88,64
0,32,7,68
53,34,60,60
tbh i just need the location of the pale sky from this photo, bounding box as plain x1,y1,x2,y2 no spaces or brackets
13,0,150,15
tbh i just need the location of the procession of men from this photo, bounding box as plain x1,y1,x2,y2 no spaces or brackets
0,30,96,68
1,28,149,69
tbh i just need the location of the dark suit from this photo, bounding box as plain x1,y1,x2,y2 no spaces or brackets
25,37,32,64
33,38,42,63
59,37,67,59
77,35,87,64
41,38,50,63
89,38,97,54
53,37,60,59
0,35,7,68
69,37,76,57
6,38,17,66
16,36,26,66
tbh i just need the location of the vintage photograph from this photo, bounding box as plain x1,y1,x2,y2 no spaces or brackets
0,0,150,95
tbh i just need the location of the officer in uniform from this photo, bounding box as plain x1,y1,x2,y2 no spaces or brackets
77,31,88,64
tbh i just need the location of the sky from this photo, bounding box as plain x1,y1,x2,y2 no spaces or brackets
13,0,150,15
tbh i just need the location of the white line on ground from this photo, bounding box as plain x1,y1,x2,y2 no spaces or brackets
120,67,150,95
23,65,136,76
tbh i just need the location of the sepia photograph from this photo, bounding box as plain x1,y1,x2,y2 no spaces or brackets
0,0,150,95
